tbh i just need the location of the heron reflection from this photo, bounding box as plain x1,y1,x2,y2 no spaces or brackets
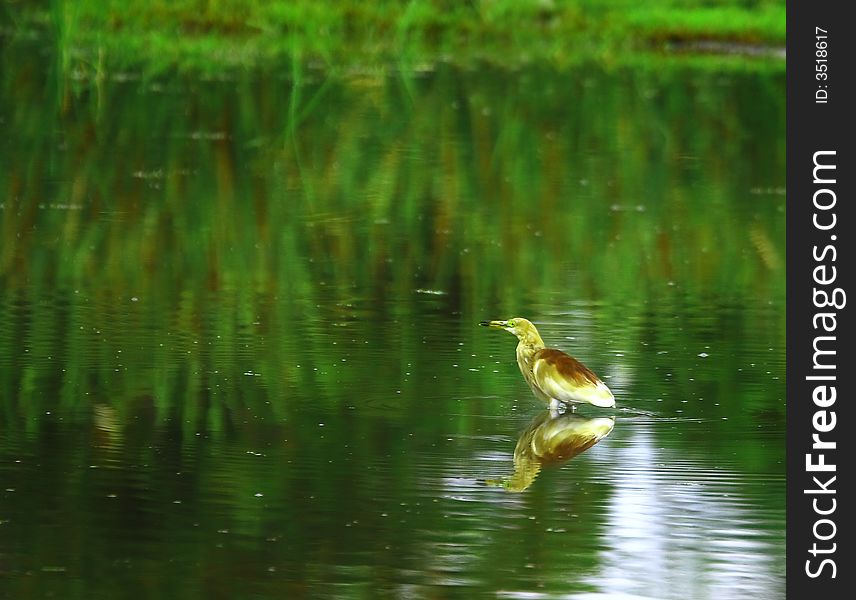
489,410,615,492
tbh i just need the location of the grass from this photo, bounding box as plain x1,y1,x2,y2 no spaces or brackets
3,0,785,77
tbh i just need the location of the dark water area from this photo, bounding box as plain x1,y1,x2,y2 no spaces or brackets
1,36,784,599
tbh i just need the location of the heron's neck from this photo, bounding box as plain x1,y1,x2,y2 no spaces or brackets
516,332,545,357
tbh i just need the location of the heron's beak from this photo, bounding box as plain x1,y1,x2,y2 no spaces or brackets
480,320,509,329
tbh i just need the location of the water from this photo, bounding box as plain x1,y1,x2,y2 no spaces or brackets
1,38,784,599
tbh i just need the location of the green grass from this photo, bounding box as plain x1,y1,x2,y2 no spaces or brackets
626,5,785,44
4,0,785,77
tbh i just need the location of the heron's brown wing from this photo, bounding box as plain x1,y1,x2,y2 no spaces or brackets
532,349,615,407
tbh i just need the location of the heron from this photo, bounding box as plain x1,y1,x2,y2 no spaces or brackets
480,318,615,410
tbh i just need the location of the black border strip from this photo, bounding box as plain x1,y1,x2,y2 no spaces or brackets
786,2,852,596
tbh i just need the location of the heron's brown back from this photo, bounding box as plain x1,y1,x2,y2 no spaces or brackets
532,348,603,387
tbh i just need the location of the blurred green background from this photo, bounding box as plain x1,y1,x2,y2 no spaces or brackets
4,0,785,76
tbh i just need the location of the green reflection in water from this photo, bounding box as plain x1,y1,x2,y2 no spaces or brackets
489,411,615,492
0,37,784,599
0,49,784,424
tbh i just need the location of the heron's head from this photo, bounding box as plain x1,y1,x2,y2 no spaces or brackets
479,318,542,345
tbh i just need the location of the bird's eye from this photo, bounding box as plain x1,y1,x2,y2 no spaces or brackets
507,320,516,327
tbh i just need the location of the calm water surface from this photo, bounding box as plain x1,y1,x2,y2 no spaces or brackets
0,39,784,599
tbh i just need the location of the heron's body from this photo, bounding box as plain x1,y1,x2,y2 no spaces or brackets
480,318,615,409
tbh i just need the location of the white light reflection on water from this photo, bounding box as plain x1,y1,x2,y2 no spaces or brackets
584,422,785,600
